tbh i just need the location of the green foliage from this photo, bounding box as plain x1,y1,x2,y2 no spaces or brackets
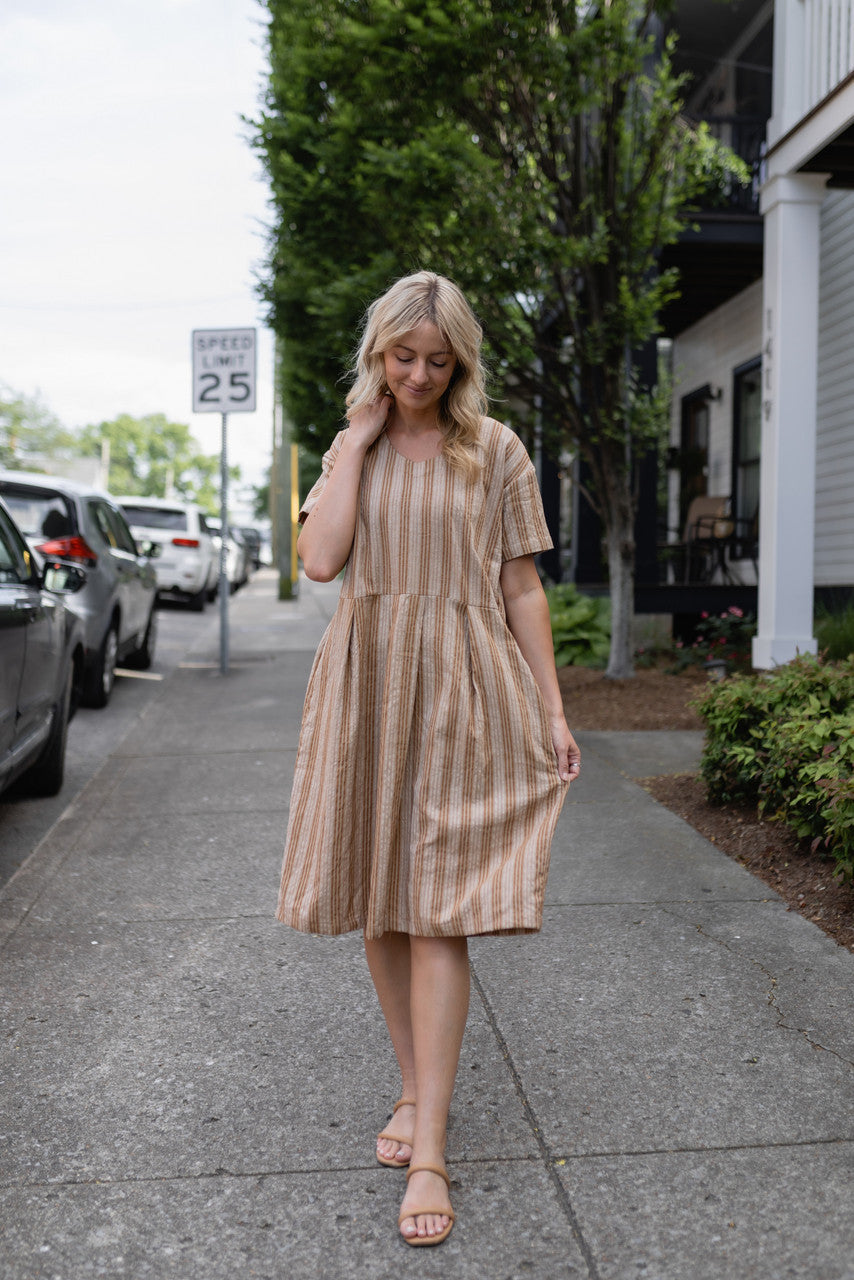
77,414,233,512
694,654,854,881
251,471,271,522
545,582,611,668
815,600,854,661
0,384,78,469
253,0,745,676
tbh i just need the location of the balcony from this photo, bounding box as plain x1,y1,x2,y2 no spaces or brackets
770,0,854,186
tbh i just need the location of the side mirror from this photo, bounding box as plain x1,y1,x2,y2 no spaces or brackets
43,560,87,594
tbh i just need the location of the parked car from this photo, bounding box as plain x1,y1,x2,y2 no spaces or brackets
0,497,86,797
0,471,159,708
117,497,217,612
207,518,251,593
238,526,263,570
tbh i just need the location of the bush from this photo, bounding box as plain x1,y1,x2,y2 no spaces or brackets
815,600,854,661
694,653,854,881
544,583,611,668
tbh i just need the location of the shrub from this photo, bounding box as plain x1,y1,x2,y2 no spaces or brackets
544,583,611,668
815,600,854,661
694,653,854,882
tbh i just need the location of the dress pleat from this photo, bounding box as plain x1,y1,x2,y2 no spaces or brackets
277,418,569,938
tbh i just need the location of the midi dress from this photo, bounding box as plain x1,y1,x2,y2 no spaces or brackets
276,417,569,939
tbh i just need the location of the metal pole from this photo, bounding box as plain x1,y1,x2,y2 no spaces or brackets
220,411,229,674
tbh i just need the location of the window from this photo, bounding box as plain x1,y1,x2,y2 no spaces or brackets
679,386,712,531
103,503,138,555
0,487,73,541
121,505,188,531
0,508,32,584
89,500,118,549
732,358,761,530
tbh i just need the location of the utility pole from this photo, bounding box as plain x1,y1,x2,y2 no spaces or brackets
272,339,297,600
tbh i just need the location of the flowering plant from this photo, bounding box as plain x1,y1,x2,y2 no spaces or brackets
669,606,756,673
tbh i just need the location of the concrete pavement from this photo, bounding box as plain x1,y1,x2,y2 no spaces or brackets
1,570,852,1279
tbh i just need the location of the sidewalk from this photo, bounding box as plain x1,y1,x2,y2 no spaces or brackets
1,570,852,1280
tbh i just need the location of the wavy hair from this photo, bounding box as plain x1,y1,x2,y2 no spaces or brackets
345,272,488,477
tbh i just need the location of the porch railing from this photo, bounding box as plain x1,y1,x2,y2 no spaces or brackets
691,114,767,215
807,0,854,112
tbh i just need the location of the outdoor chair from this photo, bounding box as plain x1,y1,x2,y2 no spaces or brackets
659,495,733,584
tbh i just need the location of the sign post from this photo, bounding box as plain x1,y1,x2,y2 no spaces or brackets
192,327,257,674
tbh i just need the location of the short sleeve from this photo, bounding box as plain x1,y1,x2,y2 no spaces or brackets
298,431,345,524
501,435,554,562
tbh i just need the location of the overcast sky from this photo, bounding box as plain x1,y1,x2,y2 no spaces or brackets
0,0,275,499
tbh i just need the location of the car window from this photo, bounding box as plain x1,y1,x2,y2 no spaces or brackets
89,500,118,549
0,507,34,584
121,505,188,531
198,513,210,533
104,503,138,555
0,488,74,541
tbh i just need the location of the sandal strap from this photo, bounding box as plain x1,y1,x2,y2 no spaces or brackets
405,1162,450,1189
392,1098,415,1114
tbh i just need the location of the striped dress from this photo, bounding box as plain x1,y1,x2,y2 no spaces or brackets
276,417,568,939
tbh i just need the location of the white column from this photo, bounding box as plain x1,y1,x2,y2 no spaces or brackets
769,0,806,142
753,171,828,669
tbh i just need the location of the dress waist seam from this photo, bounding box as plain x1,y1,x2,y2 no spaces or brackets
341,590,499,612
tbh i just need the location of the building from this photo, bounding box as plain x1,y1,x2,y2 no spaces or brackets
662,0,854,665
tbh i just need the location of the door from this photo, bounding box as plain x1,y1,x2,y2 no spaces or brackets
0,507,61,786
88,499,148,644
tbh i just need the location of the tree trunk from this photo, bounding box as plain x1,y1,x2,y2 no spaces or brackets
603,488,636,679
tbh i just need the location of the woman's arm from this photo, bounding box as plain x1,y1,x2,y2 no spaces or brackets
297,395,393,581
500,554,581,784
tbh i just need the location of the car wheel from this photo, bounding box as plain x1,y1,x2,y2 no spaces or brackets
206,583,218,603
188,585,207,612
124,604,157,670
83,620,119,708
24,663,73,797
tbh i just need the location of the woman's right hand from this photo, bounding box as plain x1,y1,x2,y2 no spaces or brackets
346,392,394,450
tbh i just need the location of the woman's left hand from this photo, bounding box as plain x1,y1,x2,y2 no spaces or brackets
550,714,581,784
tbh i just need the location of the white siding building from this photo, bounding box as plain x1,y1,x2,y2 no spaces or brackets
668,0,854,665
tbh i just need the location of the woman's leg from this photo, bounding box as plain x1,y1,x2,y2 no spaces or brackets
364,932,416,1164
398,935,470,1241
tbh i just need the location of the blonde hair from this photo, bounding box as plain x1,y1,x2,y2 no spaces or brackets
345,271,487,477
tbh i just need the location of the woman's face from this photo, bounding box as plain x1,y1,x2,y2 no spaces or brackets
382,321,457,416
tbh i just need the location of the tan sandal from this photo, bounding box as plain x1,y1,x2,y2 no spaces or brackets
398,1163,455,1246
376,1098,415,1168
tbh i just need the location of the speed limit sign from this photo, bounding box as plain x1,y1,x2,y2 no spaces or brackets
192,328,257,413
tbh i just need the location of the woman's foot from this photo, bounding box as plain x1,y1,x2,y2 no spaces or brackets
376,1099,415,1167
398,1164,454,1244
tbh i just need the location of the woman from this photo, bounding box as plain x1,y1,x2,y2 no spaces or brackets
277,271,580,1246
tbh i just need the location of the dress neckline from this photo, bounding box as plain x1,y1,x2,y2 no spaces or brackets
381,431,443,465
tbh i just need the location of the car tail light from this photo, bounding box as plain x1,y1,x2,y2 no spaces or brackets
172,537,200,548
36,535,98,565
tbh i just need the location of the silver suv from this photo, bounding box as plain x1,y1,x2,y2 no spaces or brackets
0,471,158,708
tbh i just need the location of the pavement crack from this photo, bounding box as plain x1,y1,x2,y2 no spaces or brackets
470,963,602,1280
661,905,854,1070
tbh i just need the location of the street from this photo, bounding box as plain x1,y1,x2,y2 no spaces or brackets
0,599,220,889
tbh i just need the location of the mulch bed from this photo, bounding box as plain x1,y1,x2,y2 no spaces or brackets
558,663,853,953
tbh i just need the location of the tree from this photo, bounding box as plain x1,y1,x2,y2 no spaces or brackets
250,469,271,522
254,0,742,676
77,414,233,512
0,384,78,469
